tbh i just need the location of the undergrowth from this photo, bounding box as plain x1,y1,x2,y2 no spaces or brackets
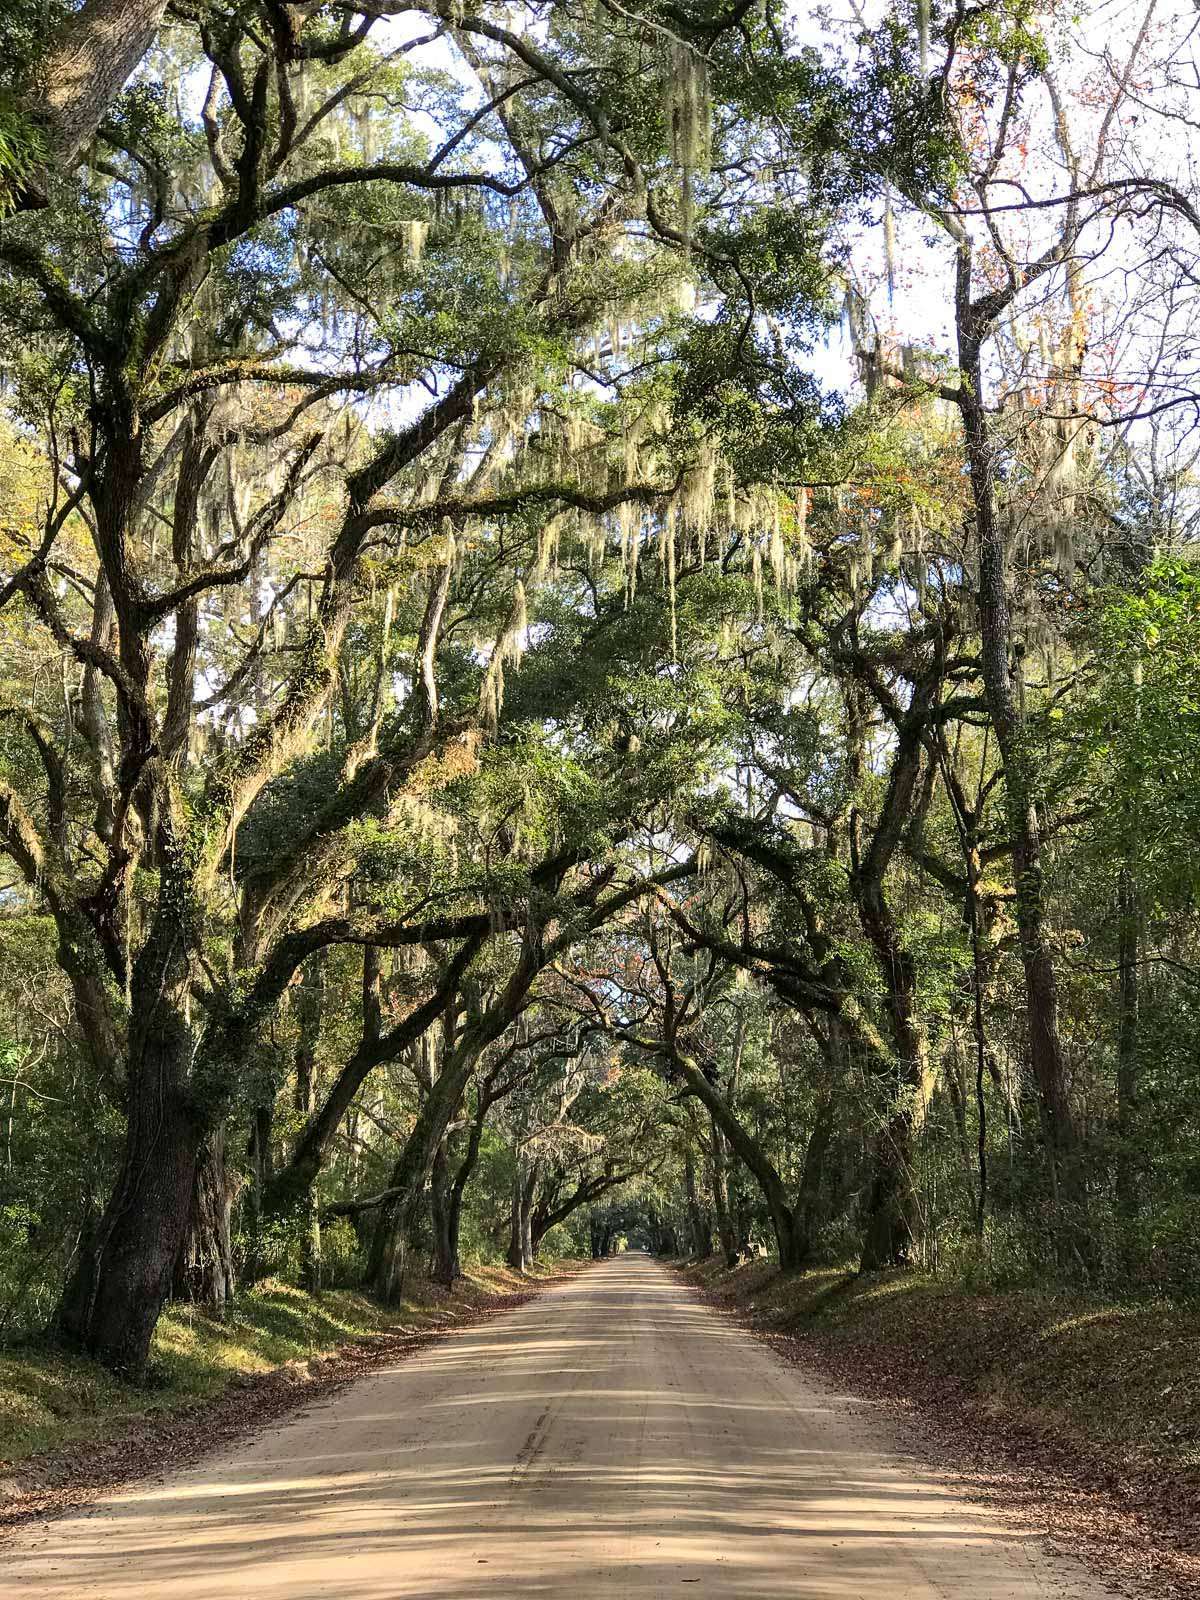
681,1258,1200,1476
0,1263,554,1468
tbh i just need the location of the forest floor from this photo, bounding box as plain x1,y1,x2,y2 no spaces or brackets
0,1261,571,1531
678,1257,1200,1600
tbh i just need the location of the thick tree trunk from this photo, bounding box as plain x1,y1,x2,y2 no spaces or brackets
173,1128,236,1316
57,1018,199,1375
35,0,171,179
849,692,936,1274
770,1201,809,1272
368,1207,407,1305
854,940,928,1273
672,1051,809,1272
855,1052,927,1272
858,1122,920,1271
795,1098,832,1256
363,1037,487,1299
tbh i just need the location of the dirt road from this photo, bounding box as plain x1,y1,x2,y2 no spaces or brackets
2,1255,1108,1598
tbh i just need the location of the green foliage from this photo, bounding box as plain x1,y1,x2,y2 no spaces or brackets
1083,558,1200,909
0,96,45,213
672,319,846,483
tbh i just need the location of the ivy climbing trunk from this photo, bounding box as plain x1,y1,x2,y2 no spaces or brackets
956,294,1083,1210
57,972,199,1374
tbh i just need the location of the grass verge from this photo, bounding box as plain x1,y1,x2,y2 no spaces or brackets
680,1257,1200,1599
0,1262,564,1477
679,1257,1200,1478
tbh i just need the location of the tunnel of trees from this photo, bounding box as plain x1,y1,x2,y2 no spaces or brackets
0,0,1198,1376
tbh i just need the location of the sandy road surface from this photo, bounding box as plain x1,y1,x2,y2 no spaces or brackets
2,1255,1108,1599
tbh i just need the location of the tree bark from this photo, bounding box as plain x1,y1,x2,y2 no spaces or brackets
590,1214,611,1259
506,1161,538,1272
671,1051,809,1271
795,1098,832,1258
683,1150,711,1258
369,1211,408,1305
173,1127,236,1316
57,1001,199,1375
858,1122,920,1271
849,688,936,1272
22,0,171,202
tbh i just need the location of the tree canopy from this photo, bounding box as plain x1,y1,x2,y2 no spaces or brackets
1,0,1199,1373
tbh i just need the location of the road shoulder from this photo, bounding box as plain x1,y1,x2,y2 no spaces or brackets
675,1258,1200,1600
0,1264,578,1539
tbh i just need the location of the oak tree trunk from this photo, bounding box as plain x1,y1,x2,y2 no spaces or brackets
506,1164,537,1273
369,1209,407,1305
32,0,171,188
672,1051,809,1272
683,1151,711,1258
957,306,1082,1208
173,1127,236,1317
57,1017,199,1375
